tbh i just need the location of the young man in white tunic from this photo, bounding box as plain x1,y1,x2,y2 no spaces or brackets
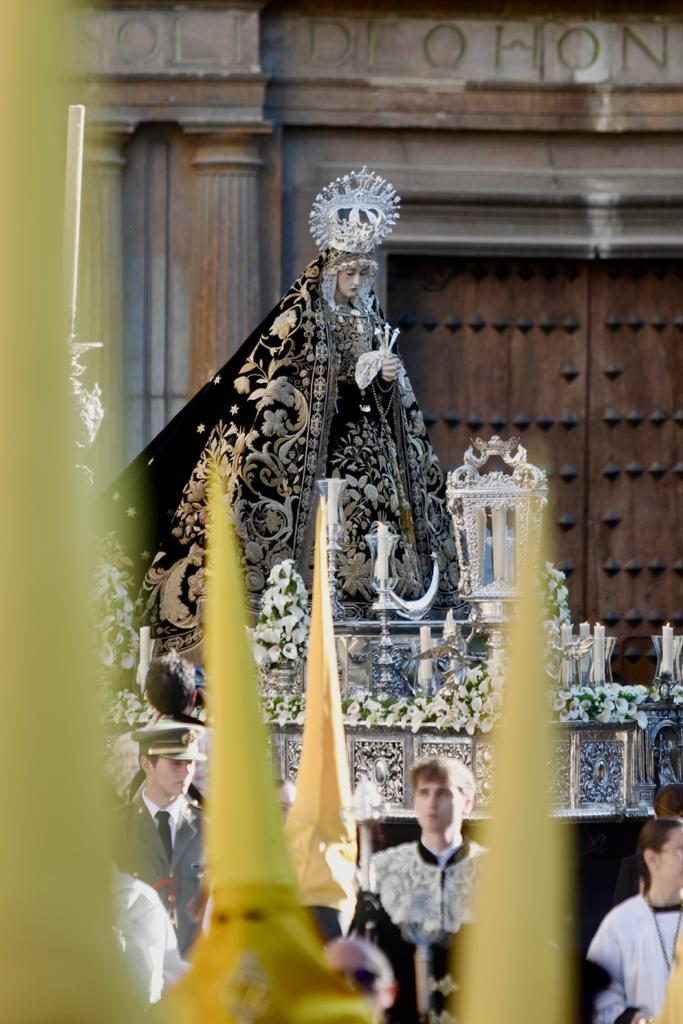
588,818,683,1024
354,756,485,1023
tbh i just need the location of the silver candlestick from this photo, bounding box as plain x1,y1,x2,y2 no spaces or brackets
367,522,399,695
327,520,344,620
372,575,398,695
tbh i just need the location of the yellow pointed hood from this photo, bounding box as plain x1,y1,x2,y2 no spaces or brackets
285,501,357,916
0,10,145,1016
170,482,372,1024
456,532,575,1024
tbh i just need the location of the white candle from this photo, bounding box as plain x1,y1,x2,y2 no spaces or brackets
64,105,85,336
492,509,507,582
662,623,674,675
505,529,515,583
358,823,373,891
577,622,590,685
418,626,432,692
560,623,573,686
592,623,605,685
137,625,151,689
325,477,345,526
375,522,388,581
475,507,486,580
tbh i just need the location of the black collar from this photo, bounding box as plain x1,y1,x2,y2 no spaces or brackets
417,839,469,868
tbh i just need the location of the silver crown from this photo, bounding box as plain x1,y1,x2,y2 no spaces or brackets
309,167,400,255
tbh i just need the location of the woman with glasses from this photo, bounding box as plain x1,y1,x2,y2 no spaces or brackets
587,818,683,1024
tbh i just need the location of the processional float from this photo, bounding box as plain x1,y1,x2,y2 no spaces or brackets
262,433,683,821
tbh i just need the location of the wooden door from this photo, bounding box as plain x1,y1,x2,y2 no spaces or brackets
387,255,683,684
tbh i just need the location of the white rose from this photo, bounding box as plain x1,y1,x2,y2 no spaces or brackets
100,642,114,667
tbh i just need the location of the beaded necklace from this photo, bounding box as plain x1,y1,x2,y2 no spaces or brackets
645,894,683,972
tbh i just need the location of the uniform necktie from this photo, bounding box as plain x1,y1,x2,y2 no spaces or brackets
155,810,173,861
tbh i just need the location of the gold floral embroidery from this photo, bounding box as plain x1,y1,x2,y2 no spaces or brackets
134,254,461,639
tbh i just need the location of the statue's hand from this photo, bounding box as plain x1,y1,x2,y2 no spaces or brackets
381,354,400,382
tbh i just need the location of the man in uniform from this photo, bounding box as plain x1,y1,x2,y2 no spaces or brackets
354,756,485,1023
114,721,206,956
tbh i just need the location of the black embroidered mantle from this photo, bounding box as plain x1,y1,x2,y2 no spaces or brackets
103,254,461,651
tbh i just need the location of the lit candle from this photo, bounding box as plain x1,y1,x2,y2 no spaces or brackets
578,621,591,685
418,626,432,692
375,522,388,581
592,623,605,685
662,623,674,675
492,509,507,582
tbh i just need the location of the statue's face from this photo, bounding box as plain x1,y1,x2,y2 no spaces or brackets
334,265,372,304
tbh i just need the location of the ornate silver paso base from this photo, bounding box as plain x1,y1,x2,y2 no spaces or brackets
268,720,654,822
260,665,303,697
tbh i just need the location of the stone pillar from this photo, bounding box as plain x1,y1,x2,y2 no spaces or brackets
188,129,270,391
80,130,128,479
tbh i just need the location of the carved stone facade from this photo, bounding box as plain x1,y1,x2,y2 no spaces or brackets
69,2,683,477
71,3,683,673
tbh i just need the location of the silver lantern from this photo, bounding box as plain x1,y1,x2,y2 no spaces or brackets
446,436,548,622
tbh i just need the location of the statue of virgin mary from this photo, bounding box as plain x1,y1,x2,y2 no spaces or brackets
104,168,460,652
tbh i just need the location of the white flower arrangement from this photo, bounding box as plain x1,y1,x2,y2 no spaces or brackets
253,560,310,669
542,561,571,629
552,684,650,729
92,556,138,674
257,563,651,733
97,560,658,734
99,687,154,727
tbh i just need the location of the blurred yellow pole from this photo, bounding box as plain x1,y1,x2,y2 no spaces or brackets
170,481,372,1023
457,533,575,1024
0,3,143,1019
285,502,357,920
654,933,683,1023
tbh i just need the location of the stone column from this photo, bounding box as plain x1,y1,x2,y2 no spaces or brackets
80,129,129,479
188,128,270,391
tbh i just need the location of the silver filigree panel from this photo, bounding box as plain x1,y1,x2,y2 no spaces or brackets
285,737,303,783
550,741,571,806
352,738,405,806
417,738,473,770
475,742,495,806
579,739,625,806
